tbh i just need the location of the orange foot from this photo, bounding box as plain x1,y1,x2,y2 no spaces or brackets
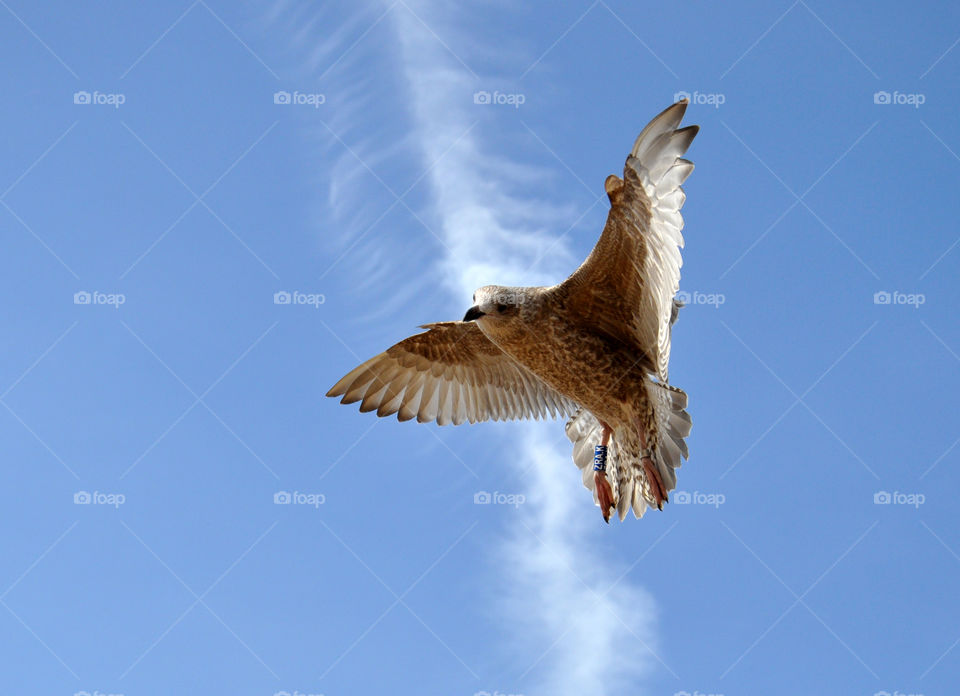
642,454,667,510
595,470,616,523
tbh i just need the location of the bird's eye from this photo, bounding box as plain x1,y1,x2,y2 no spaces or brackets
496,304,508,313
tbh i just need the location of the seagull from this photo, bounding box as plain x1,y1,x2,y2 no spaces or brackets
327,100,696,522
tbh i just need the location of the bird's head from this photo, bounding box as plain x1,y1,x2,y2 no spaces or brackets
462,285,530,325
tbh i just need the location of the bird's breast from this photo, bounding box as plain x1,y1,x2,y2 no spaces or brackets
492,317,647,419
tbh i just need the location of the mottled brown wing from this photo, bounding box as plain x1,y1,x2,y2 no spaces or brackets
327,321,577,425
562,100,697,382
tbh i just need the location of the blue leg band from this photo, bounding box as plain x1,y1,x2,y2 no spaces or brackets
593,444,607,472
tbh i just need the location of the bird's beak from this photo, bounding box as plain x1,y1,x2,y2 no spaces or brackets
462,305,485,322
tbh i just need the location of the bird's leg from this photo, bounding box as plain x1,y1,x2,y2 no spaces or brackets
594,423,616,523
638,424,667,509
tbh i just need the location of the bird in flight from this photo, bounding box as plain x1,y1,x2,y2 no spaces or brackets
328,100,696,522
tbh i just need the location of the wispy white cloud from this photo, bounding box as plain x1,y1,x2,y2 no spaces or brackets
499,430,661,694
392,7,578,304
390,3,663,693
262,0,445,325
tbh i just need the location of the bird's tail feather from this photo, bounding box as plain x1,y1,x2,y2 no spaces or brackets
646,380,692,494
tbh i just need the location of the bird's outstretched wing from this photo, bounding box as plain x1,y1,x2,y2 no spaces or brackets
327,321,577,425
562,100,697,382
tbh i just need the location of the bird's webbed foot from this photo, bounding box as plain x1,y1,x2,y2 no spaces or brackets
594,470,615,523
636,422,667,510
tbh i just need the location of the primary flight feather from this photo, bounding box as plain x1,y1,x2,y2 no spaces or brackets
328,100,697,522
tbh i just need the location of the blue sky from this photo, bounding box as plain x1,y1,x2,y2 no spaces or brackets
1,1,959,695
